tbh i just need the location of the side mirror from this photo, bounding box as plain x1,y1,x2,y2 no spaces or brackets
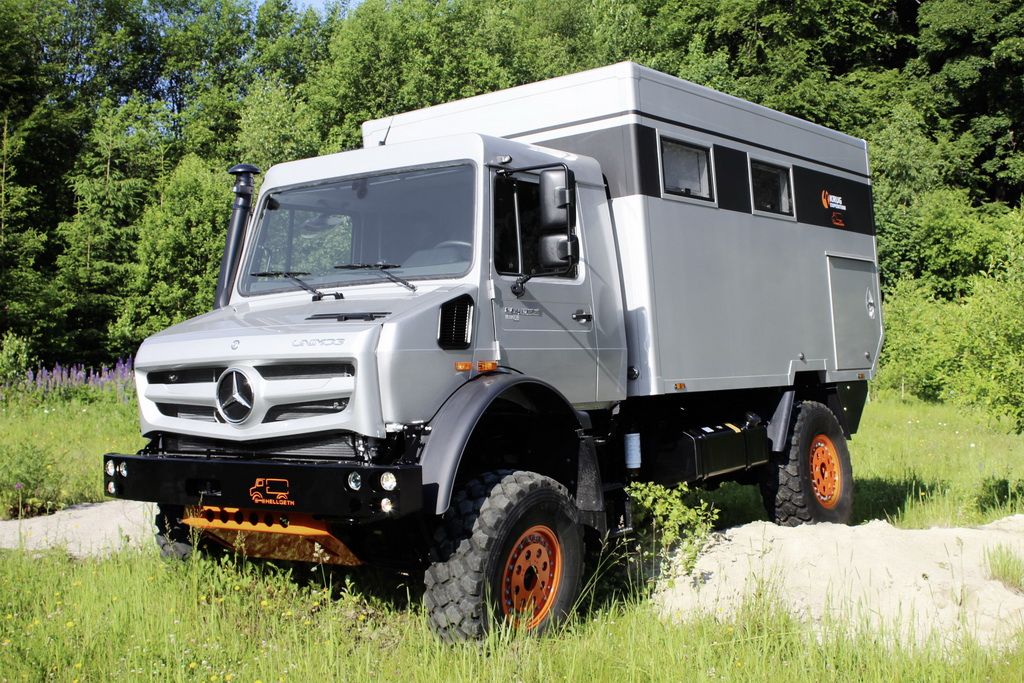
538,234,579,270
539,168,576,231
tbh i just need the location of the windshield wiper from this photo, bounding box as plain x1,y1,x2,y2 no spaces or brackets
250,271,343,301
334,263,417,292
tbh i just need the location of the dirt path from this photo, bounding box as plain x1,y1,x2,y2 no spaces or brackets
658,516,1024,650
0,500,153,557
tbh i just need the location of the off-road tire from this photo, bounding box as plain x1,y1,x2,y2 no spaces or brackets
425,470,584,641
155,504,197,560
761,401,854,526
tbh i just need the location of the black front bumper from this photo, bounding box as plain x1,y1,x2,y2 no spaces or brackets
103,453,422,523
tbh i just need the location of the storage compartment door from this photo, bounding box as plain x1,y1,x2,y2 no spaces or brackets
827,255,882,370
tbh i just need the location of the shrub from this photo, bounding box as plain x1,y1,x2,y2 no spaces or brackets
0,331,33,387
946,242,1024,431
876,279,960,401
0,442,61,517
626,481,718,574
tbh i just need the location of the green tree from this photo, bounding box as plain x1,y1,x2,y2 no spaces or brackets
0,116,47,349
158,0,253,160
54,98,174,363
253,0,333,87
237,78,319,172
110,155,232,352
915,0,1024,204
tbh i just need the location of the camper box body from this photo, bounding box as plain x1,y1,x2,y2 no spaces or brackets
364,62,884,398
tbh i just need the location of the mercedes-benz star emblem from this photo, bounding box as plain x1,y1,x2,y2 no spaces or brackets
216,369,254,423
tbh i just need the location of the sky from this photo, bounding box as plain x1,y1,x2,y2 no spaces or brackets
289,0,352,13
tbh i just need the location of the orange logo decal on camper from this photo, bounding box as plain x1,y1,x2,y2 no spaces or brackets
249,478,296,506
821,189,847,212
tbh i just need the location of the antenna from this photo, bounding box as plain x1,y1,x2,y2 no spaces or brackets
378,116,395,146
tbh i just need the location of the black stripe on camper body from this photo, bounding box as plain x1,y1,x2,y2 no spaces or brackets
536,124,875,236
791,166,874,236
712,145,752,214
515,109,870,179
539,124,647,199
633,125,662,198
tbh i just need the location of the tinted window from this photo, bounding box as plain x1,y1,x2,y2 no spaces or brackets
661,139,713,200
493,174,572,279
751,161,793,215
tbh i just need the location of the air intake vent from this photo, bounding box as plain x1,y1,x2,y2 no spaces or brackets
156,403,219,422
160,433,357,460
263,398,349,423
149,367,226,384
256,363,355,380
437,294,473,349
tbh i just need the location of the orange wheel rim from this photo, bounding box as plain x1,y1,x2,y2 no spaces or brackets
809,434,842,509
500,524,562,628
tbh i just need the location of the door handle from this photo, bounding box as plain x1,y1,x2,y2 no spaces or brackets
571,310,593,323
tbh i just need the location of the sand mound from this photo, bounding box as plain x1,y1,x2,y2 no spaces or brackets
658,516,1024,649
0,500,153,557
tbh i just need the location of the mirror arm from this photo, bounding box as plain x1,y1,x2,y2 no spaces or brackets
511,273,532,297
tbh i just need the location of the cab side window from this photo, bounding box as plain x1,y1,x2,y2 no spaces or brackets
493,174,573,278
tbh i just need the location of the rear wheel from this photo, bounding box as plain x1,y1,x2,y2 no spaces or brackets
425,470,583,641
761,401,854,526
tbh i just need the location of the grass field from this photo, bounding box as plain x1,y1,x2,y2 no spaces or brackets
0,395,143,518
2,392,1024,680
0,548,1021,682
703,392,1024,529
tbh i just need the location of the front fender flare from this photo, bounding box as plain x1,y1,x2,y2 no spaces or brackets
420,372,581,515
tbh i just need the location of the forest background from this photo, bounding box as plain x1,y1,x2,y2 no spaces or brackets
0,0,1022,429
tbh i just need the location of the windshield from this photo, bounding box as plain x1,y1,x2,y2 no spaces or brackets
239,164,475,297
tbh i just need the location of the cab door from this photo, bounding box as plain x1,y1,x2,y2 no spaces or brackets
490,171,599,404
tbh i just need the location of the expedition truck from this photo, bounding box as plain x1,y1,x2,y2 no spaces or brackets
103,62,883,640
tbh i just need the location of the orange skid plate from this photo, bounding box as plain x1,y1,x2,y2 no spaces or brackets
182,506,361,566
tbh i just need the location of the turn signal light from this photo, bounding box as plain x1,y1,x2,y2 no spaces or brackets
454,361,473,372
477,361,499,373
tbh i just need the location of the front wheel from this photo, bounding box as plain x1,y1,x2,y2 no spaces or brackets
155,504,195,560
761,401,854,526
425,470,583,641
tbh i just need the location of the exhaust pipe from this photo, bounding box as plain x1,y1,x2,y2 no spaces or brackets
214,163,261,309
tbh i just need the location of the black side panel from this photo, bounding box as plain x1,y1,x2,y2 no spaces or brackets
538,126,634,198
632,124,662,198
537,124,662,199
792,166,875,236
713,145,752,214
831,380,869,435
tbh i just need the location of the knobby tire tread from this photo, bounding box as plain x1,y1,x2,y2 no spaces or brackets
424,470,575,641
